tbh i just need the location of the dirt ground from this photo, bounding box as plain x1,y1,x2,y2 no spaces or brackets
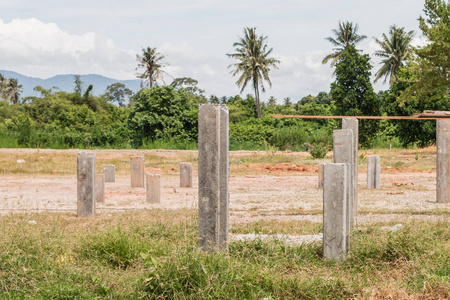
0,148,448,225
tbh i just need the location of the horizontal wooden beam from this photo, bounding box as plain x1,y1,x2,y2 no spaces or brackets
271,114,450,120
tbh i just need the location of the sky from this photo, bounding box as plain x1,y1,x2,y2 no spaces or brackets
0,0,427,103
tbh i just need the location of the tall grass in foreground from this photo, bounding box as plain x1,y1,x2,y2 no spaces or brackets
0,211,448,299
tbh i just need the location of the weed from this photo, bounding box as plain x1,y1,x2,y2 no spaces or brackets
309,143,328,159
79,227,149,269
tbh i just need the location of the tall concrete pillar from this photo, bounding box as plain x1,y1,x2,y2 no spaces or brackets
318,163,324,188
131,156,144,188
180,162,193,188
198,104,229,252
323,163,349,261
146,174,161,203
436,119,450,203
103,165,115,182
367,155,381,189
95,174,105,203
333,129,354,232
342,118,358,225
77,151,96,217
218,105,229,250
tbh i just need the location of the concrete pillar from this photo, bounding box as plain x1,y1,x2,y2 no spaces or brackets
146,174,161,203
95,174,105,203
342,118,358,227
198,104,229,252
218,105,229,250
323,163,349,261
103,165,115,182
318,163,324,188
333,129,354,232
131,156,144,188
180,162,193,188
367,155,381,189
436,119,450,203
77,151,96,217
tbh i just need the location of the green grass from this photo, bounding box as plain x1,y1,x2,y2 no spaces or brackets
0,211,448,299
0,134,18,148
229,139,265,151
370,135,403,149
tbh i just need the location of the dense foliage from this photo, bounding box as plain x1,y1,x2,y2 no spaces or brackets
0,81,338,152
128,86,202,147
403,0,450,101
330,46,380,147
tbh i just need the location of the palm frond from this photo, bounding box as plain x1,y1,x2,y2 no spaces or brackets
322,21,367,66
136,47,169,88
227,27,280,118
373,25,414,85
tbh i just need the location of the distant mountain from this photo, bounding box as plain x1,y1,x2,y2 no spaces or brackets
0,70,142,98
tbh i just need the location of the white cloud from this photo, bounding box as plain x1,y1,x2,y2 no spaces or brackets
0,18,135,79
265,52,334,101
411,36,429,48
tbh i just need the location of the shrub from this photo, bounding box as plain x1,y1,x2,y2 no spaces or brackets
309,143,328,159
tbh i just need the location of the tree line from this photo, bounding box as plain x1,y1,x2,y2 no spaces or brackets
0,0,448,154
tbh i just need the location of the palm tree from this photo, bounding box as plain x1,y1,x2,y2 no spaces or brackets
136,47,168,88
0,75,22,104
322,21,367,66
3,78,22,104
0,74,6,101
227,27,280,118
374,25,414,85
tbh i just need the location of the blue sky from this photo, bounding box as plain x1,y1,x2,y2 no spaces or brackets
0,0,426,102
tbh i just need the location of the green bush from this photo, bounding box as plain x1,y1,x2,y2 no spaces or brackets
269,126,308,151
128,86,201,147
309,143,329,159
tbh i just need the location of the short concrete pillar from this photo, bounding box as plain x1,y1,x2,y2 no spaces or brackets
367,155,381,189
131,156,144,188
95,174,105,203
342,118,358,227
198,104,229,252
323,163,349,261
146,174,161,203
180,162,193,188
318,163,324,188
333,129,354,232
436,119,450,203
77,151,96,217
103,165,115,182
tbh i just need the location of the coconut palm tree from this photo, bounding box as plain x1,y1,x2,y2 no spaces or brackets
322,21,367,66
0,74,7,100
3,78,22,104
227,27,280,118
374,25,414,85
0,75,22,104
136,47,168,88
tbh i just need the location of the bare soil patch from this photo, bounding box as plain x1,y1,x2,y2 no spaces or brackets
0,148,448,225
